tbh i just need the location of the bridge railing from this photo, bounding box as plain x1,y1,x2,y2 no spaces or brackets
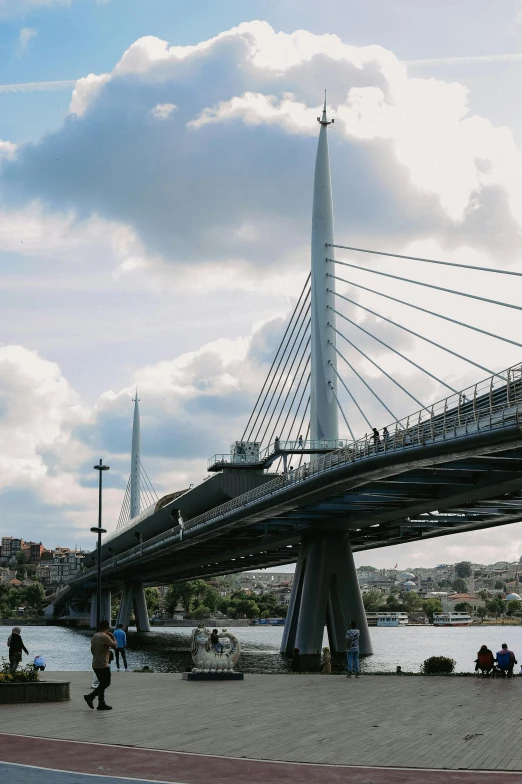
182,362,522,535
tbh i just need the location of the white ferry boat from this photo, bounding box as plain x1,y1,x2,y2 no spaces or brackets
433,612,472,627
366,612,409,627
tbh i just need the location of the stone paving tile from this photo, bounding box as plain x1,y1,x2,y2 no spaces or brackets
1,672,522,771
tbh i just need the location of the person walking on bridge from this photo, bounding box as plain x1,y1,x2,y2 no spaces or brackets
113,623,128,671
84,620,117,711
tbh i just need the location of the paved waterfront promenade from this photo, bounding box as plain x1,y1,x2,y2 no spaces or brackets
2,672,522,782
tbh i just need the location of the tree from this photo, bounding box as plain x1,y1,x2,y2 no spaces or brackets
494,580,504,590
505,599,521,617
486,597,504,618
454,602,473,613
477,590,489,601
402,592,423,612
145,587,160,616
476,606,488,622
385,594,404,612
22,582,46,615
363,589,382,612
422,598,442,621
455,561,472,579
274,604,288,618
451,578,468,593
192,604,211,620
358,565,378,572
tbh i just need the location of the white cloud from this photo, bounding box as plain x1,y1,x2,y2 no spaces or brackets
0,139,17,159
69,73,110,116
17,27,37,55
150,102,177,119
0,345,90,488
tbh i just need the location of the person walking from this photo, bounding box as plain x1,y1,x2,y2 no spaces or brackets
298,434,303,448
84,620,117,711
291,647,301,672
113,623,128,671
7,627,29,674
345,620,360,677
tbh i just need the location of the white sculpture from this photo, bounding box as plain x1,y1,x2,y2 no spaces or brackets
190,624,241,672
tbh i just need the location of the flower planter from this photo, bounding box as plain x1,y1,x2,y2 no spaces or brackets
0,681,70,704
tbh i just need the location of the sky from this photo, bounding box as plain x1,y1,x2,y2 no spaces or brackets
1,0,522,570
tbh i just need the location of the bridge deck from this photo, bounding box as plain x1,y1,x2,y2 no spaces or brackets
3,671,522,773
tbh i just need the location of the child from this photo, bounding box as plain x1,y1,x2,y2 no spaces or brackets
33,654,46,671
320,647,331,674
210,629,224,654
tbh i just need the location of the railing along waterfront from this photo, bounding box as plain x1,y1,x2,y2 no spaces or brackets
74,362,522,582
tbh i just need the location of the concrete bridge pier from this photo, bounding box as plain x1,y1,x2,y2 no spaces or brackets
89,589,112,629
116,581,150,632
280,531,372,661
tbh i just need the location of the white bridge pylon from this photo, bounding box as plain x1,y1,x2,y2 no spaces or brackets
282,95,372,658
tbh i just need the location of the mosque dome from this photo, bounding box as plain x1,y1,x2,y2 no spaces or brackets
505,593,521,601
403,580,416,586
401,572,415,580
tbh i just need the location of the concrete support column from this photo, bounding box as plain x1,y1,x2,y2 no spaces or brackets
89,589,111,629
281,531,372,659
116,581,150,632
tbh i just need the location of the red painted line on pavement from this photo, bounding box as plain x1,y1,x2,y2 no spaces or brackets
1,734,522,784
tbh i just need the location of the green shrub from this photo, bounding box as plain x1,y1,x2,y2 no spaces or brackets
0,658,40,683
421,655,456,675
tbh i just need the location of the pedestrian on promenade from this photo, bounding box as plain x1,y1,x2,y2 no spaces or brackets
346,620,360,677
298,434,303,448
320,647,331,674
113,623,128,671
496,643,517,678
84,620,117,711
274,436,280,451
291,647,301,672
474,645,495,676
7,627,29,673
372,427,380,445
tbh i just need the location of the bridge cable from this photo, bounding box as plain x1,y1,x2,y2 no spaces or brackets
242,275,310,441
242,276,310,441
330,325,428,412
329,381,355,440
117,476,132,528
328,243,522,279
330,365,372,429
253,302,311,443
328,345,401,424
327,258,522,314
265,332,311,447
275,363,311,447
327,274,522,352
275,390,311,474
328,305,457,393
247,289,311,442
330,288,499,378
138,458,159,501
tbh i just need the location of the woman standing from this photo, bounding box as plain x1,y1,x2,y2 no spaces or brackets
320,647,332,673
7,627,29,673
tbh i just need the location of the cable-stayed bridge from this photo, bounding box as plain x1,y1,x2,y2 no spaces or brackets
55,97,522,660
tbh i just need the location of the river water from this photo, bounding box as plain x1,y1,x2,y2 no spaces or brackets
3,624,522,674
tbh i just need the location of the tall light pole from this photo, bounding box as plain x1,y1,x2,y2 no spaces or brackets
91,458,109,629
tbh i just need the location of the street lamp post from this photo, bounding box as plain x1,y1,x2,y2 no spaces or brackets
91,458,109,629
